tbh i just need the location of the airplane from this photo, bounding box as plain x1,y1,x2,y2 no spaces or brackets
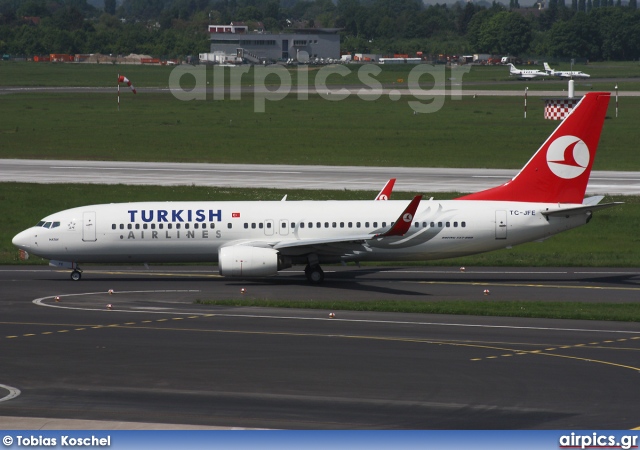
508,63,548,79
544,62,591,79
12,92,619,283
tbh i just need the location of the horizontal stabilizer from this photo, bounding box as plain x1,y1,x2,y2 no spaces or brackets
542,202,622,218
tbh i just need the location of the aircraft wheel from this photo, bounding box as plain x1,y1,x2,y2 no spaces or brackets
307,266,324,284
70,270,82,281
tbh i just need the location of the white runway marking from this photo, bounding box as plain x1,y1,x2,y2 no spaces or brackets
0,384,21,403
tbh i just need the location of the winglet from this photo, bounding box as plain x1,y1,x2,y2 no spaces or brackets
378,195,422,237
375,178,396,201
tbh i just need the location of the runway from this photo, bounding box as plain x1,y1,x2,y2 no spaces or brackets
3,159,640,195
1,266,639,429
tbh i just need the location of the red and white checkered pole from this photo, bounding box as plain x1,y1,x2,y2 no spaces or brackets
615,85,618,118
117,73,120,111
524,87,528,119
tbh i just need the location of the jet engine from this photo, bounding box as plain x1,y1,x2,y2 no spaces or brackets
218,246,290,277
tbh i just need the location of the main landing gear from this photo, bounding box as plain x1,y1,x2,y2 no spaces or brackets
70,268,83,281
304,264,324,283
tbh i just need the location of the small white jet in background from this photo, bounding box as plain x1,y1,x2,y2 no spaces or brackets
508,63,549,79
544,62,591,79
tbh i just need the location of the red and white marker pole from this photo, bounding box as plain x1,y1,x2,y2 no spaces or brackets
524,87,528,119
117,73,120,111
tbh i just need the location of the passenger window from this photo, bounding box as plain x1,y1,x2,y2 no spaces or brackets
461,222,466,227
438,222,442,227
382,222,386,227
194,223,198,229
454,222,458,227
251,223,256,229
357,222,361,228
159,224,164,229
120,224,124,230
324,222,329,228
135,224,140,230
332,222,337,228
176,224,181,229
227,223,232,229
340,222,344,228
281,223,286,228
317,222,321,228
143,224,148,229
168,224,173,229
446,222,450,227
112,224,116,230
128,224,132,230
151,223,156,229
210,223,215,229
300,223,305,229
373,222,378,227
185,223,189,229
348,222,352,228
430,222,435,227
244,223,249,229
267,223,271,228
258,223,263,229
414,222,419,228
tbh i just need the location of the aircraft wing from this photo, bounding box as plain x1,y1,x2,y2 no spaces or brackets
227,196,423,257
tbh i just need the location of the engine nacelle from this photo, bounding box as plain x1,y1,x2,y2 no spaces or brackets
218,246,287,277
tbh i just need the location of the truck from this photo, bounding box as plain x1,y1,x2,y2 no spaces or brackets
472,54,490,63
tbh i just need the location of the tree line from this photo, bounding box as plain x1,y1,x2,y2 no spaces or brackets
0,0,638,60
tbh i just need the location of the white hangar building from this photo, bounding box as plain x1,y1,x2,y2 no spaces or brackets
208,23,341,63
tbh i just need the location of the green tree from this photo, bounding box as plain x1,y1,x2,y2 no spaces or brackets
104,0,116,15
477,11,532,54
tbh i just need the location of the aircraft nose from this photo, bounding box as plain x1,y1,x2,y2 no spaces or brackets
12,229,33,249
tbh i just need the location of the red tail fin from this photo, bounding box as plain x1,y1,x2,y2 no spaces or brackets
457,92,610,204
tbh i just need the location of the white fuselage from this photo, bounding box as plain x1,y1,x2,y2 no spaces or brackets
13,200,588,265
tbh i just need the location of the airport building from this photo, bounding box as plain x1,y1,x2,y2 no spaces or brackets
207,23,341,63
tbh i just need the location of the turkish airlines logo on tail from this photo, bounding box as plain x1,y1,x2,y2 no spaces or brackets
546,135,590,179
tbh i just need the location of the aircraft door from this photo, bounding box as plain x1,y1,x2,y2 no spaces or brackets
495,210,507,239
83,211,97,242
279,220,289,236
264,220,274,236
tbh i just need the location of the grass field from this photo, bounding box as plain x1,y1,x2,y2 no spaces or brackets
0,61,638,88
194,299,640,322
1,93,638,170
2,183,636,267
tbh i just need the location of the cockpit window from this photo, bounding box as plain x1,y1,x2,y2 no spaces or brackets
51,221,60,228
43,222,52,228
36,221,45,227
